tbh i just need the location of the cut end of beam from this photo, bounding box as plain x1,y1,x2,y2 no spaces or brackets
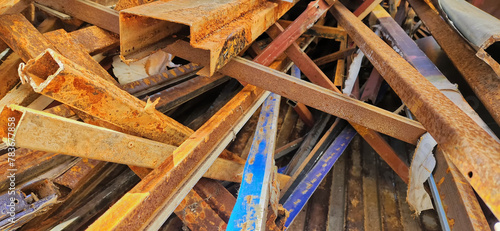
18,48,64,92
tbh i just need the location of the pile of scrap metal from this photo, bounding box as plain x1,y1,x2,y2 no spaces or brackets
0,0,498,230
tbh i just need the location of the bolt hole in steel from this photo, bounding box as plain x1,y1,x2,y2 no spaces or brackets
468,171,473,178
128,142,134,149
14,199,19,204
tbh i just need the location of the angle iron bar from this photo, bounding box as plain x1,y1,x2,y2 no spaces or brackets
330,1,500,218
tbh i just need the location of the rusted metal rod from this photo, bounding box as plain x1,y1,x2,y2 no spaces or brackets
330,1,500,218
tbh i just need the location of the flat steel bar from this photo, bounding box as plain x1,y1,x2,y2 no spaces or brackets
34,0,119,33
68,26,119,55
353,0,382,19
88,84,270,230
278,20,346,41
193,178,237,222
174,189,228,230
227,93,280,231
331,1,500,218
334,31,347,87
283,125,356,228
406,0,500,125
20,49,193,146
220,57,426,144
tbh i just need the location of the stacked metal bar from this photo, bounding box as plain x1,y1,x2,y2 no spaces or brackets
0,0,498,230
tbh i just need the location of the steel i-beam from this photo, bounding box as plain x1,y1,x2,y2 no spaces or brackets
227,93,280,231
330,1,500,218
119,0,297,76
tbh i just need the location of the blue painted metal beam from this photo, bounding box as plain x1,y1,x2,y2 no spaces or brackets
227,93,281,231
283,125,357,229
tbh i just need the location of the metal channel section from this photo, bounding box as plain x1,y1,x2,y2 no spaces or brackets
227,93,280,231
119,0,297,76
283,125,357,229
330,1,500,219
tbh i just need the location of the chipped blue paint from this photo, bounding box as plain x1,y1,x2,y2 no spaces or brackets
227,93,281,231
283,125,356,229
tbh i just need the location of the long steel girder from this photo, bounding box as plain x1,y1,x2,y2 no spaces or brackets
330,1,500,219
220,57,426,145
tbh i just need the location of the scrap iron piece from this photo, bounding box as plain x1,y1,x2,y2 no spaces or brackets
119,0,297,76
331,1,500,218
227,93,280,231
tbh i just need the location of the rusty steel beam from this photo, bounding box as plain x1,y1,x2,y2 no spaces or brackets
220,57,426,144
34,0,119,33
331,1,500,218
88,84,270,230
174,188,227,230
407,0,500,125
353,0,382,19
120,0,297,76
334,34,347,87
20,49,192,146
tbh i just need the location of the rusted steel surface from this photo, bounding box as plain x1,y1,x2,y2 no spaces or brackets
334,35,347,87
174,189,227,231
122,63,201,96
35,0,119,33
278,20,346,41
0,54,24,101
434,148,490,230
120,0,296,76
20,49,192,146
255,0,332,66
44,29,119,86
313,47,356,66
114,0,154,11
407,0,500,125
0,104,177,168
69,26,119,55
0,14,56,62
220,57,426,144
88,84,269,230
194,178,236,222
331,1,500,218
148,74,230,113
53,158,101,190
